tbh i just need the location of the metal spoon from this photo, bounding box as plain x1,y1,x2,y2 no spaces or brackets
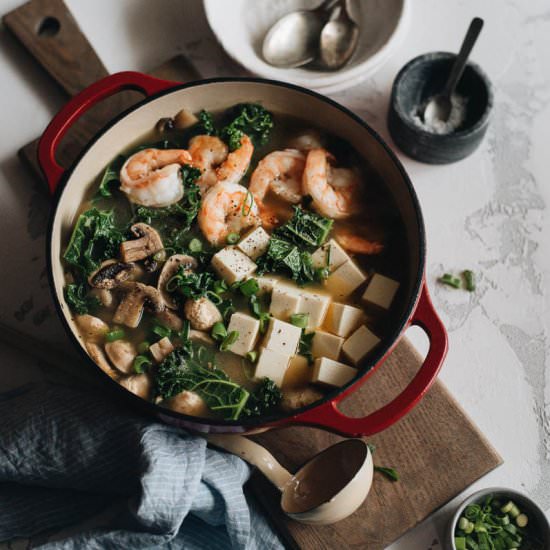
319,1,359,70
423,17,484,123
208,434,373,524
262,0,340,68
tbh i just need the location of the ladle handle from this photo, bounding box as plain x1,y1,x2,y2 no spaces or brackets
443,17,484,97
206,434,292,491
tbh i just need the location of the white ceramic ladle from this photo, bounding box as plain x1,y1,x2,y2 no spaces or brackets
207,435,373,524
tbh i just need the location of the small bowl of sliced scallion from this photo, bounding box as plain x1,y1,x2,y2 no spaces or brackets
448,488,549,550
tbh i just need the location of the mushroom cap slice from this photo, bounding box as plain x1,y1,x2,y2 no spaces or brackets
113,281,165,328
76,314,109,342
155,309,184,332
184,297,222,331
162,390,211,417
85,341,119,380
157,254,198,309
105,340,137,374
88,259,135,289
119,374,152,400
120,223,164,263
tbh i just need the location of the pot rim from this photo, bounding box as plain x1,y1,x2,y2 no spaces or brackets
47,76,426,428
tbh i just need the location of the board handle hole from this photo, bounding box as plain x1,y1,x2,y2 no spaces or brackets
37,16,60,37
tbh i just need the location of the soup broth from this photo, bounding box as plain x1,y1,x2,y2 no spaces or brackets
63,104,408,421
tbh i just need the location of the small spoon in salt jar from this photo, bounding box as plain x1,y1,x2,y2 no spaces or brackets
422,17,484,124
207,435,373,524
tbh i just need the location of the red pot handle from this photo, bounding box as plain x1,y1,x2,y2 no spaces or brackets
37,71,180,195
292,282,448,437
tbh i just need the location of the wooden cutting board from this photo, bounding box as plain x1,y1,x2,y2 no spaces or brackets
4,2,502,548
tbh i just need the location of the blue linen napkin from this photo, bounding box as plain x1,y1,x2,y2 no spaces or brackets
0,382,283,549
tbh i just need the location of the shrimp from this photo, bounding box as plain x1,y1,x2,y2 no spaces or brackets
120,148,192,207
333,227,384,255
302,148,363,219
249,149,306,206
216,134,254,185
198,181,260,245
189,135,229,193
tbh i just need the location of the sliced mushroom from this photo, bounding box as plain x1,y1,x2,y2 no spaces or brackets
85,342,119,380
76,315,109,342
155,309,184,332
119,374,152,400
280,386,324,413
157,254,198,309
189,329,215,347
105,340,137,374
162,390,210,417
89,288,116,309
184,297,223,331
149,337,174,363
88,260,135,289
173,109,199,129
120,223,164,263
113,281,165,328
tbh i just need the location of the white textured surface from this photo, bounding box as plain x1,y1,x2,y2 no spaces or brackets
0,0,548,548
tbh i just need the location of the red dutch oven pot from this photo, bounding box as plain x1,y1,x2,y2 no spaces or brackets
40,72,448,436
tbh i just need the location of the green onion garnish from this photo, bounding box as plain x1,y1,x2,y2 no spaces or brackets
374,466,399,482
246,350,258,363
439,273,461,288
189,238,203,252
239,278,259,297
137,341,150,354
290,313,309,329
152,324,171,340
463,269,476,291
133,355,151,374
211,321,227,342
227,232,240,244
105,328,125,342
220,330,239,352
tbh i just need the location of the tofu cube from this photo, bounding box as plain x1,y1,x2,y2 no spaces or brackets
211,246,257,284
296,290,331,329
226,312,260,356
269,283,302,320
263,317,302,354
312,357,357,387
311,239,350,272
254,347,291,387
311,330,344,361
282,355,311,388
237,227,271,260
324,260,367,299
342,325,381,365
362,273,400,310
255,274,280,296
323,302,365,337
149,337,174,364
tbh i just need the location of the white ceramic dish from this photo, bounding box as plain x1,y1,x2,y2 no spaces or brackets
203,0,409,93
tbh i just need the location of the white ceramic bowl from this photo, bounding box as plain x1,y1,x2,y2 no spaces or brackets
204,0,409,93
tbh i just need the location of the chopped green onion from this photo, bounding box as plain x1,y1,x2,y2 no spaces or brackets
220,330,239,352
211,321,227,342
246,350,258,363
206,290,223,305
463,269,476,291
152,324,171,340
137,341,151,354
213,279,228,295
515,514,528,528
439,273,461,288
133,355,151,374
226,232,240,244
189,238,203,252
239,278,259,297
459,518,470,531
454,537,466,550
501,501,514,514
290,313,309,329
153,250,165,261
179,320,190,342
374,466,399,482
105,328,125,342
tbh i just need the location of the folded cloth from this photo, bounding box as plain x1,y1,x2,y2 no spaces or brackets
0,382,283,549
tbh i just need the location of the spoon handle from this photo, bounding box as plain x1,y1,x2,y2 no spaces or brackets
207,434,292,492
443,17,484,97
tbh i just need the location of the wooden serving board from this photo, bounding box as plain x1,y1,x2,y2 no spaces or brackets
4,1,502,548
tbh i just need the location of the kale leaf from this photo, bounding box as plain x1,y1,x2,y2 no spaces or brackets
197,110,216,135
274,206,333,249
221,103,273,151
242,378,282,418
63,208,124,275
64,282,101,315
132,166,203,255
97,155,125,198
